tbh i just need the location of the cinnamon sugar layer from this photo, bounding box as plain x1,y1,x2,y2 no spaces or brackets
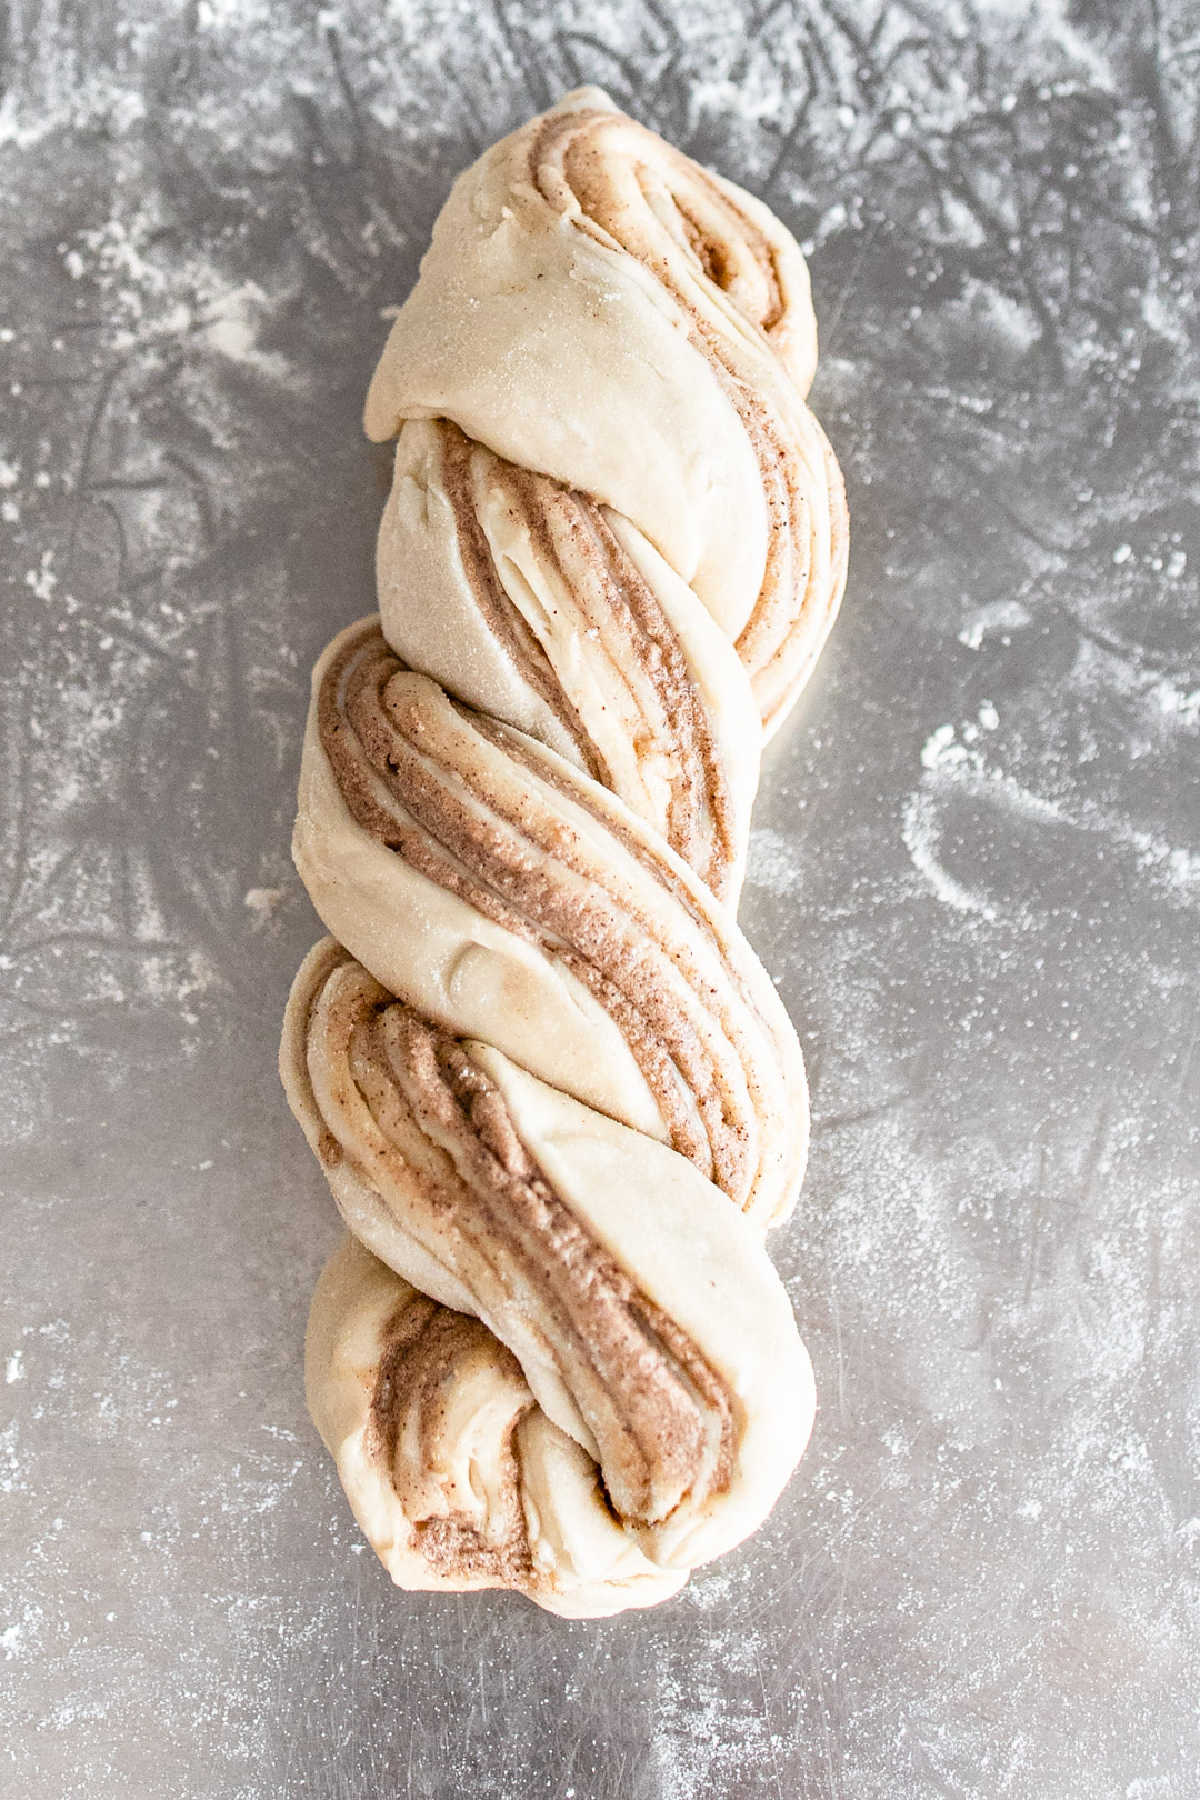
317,621,796,1213
525,103,848,730
369,1296,535,1583
429,421,739,896
309,949,735,1528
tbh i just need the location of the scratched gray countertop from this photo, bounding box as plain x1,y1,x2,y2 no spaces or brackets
2,2,1198,1796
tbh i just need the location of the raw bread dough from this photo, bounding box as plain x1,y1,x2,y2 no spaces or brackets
281,87,847,1615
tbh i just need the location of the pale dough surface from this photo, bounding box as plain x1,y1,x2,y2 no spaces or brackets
286,85,847,1615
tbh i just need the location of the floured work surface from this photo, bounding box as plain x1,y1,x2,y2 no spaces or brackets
0,3,1197,1796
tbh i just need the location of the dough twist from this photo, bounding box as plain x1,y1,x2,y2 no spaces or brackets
281,88,848,1616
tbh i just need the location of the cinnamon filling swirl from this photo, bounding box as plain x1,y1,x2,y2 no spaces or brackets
435,421,738,897
317,622,790,1209
436,422,599,778
369,1298,534,1581
309,953,735,1524
526,105,847,727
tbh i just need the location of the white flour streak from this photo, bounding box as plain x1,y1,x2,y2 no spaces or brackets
745,825,804,896
200,284,292,379
243,886,286,923
958,599,1032,649
0,1421,25,1495
904,709,1200,924
1147,678,1200,729
901,787,1002,923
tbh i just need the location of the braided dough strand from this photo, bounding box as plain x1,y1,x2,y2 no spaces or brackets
282,89,847,1616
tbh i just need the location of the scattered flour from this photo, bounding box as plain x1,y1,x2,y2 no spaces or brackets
1,2,1196,1797
903,703,1199,927
745,825,805,896
243,886,286,923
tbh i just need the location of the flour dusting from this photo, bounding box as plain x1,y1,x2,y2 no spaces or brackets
2,1,1197,1796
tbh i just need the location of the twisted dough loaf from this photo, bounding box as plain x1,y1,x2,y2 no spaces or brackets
281,88,848,1617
